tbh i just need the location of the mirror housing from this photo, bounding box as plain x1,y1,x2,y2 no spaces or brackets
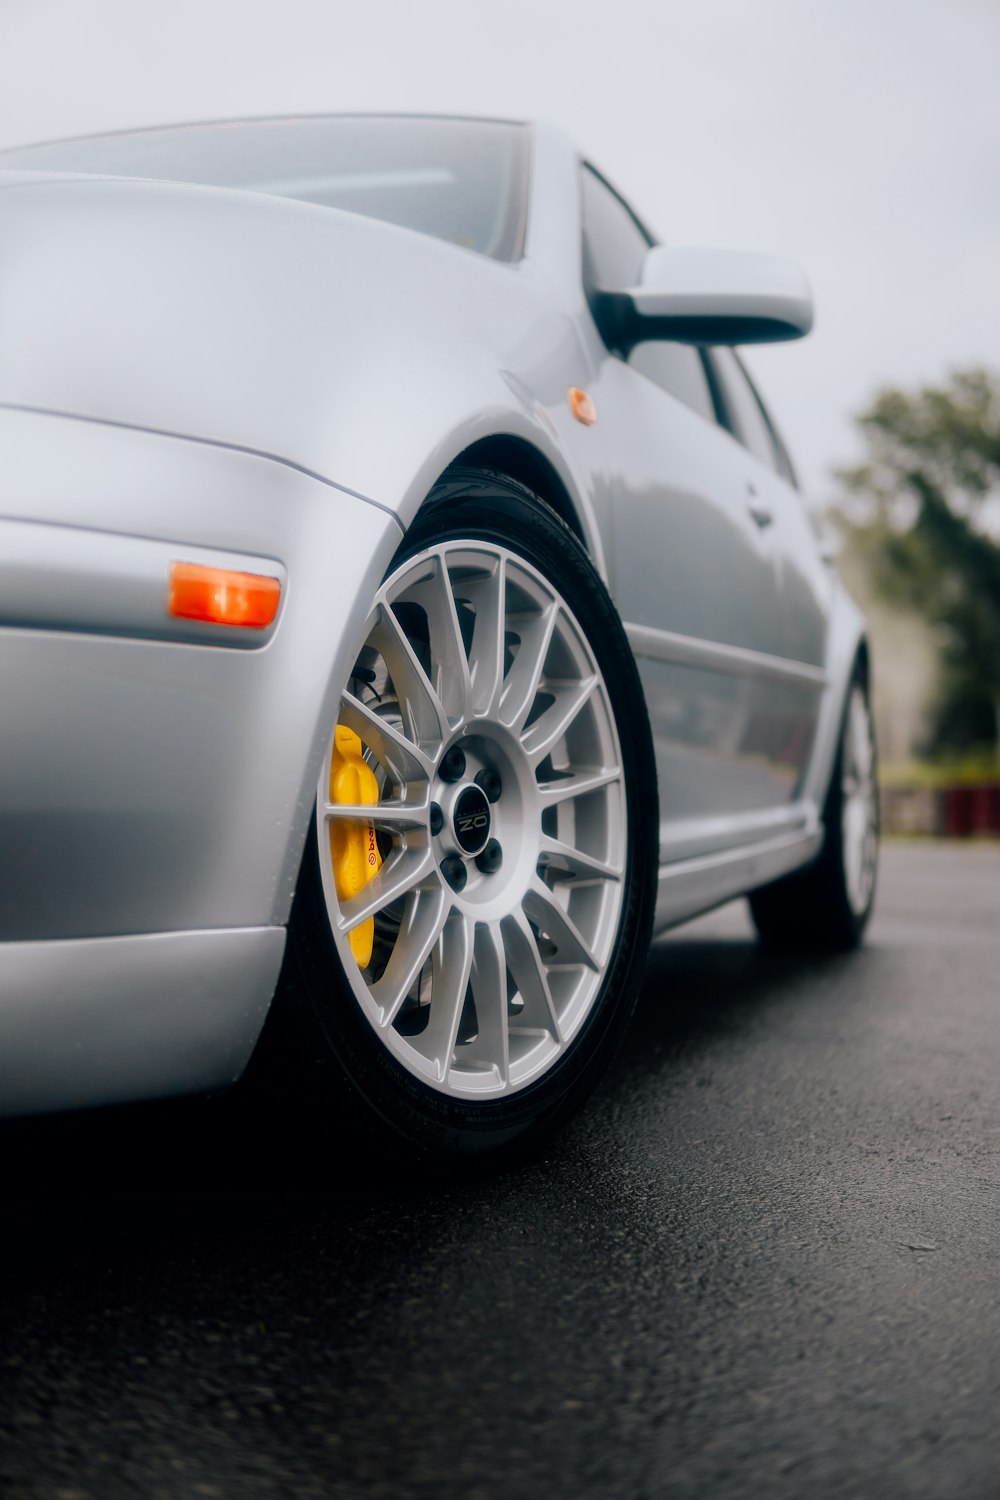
594,246,814,353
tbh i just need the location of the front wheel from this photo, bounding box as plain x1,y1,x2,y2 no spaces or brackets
286,470,657,1168
749,668,879,950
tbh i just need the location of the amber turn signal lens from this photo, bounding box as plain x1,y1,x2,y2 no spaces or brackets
568,386,597,425
168,562,282,629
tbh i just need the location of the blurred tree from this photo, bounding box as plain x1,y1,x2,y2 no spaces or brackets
835,368,1000,760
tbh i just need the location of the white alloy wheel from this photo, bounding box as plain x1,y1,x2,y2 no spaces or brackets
285,471,656,1168
316,540,628,1099
841,684,878,917
748,663,879,951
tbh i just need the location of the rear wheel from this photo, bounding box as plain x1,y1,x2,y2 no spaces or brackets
749,669,878,950
286,470,657,1167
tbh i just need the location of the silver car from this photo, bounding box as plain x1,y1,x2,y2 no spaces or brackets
0,114,878,1165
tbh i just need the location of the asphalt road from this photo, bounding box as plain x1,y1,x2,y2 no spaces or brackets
1,843,998,1500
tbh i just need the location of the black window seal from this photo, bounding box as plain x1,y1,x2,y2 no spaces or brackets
699,348,737,435
732,350,800,489
580,160,657,254
578,160,656,324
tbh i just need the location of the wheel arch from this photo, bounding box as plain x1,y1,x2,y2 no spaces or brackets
801,580,872,813
451,435,589,549
284,475,657,1155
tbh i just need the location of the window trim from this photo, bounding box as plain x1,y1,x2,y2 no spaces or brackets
704,347,785,479
733,351,800,489
698,348,732,431
626,341,719,428
579,160,655,307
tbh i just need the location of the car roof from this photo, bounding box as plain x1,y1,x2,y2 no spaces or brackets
2,113,532,155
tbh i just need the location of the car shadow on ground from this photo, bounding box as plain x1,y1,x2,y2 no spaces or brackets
621,920,851,1069
0,906,852,1271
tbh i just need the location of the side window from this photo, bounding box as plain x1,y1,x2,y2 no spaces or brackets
580,164,650,291
707,347,781,473
755,386,800,489
628,342,717,425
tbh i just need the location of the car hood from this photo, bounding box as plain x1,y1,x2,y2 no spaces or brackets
0,170,580,516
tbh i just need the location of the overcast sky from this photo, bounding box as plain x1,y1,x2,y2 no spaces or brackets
2,0,998,498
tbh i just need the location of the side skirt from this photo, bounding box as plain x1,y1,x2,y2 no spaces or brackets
653,825,823,936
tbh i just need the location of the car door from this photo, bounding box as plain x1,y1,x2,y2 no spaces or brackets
704,347,832,790
577,166,806,858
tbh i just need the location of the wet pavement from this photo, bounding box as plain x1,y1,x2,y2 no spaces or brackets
1,842,998,1499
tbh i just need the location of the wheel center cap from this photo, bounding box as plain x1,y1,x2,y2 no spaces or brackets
452,784,491,856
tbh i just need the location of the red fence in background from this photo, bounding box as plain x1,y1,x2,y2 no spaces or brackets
881,782,1000,837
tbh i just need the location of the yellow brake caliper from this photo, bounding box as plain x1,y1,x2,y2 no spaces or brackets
329,725,383,967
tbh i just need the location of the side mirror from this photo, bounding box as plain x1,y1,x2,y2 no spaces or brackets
594,246,814,352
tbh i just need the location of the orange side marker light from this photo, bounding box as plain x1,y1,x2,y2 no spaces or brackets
568,387,597,426
168,562,282,629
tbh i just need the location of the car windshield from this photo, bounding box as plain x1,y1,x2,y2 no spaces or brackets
0,115,530,262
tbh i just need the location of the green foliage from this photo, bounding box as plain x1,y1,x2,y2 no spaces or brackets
879,749,1000,790
835,367,1000,759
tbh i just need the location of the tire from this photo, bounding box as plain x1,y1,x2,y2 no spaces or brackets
749,666,879,951
284,467,657,1169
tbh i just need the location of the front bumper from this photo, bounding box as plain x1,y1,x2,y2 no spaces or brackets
0,927,285,1115
0,405,401,1112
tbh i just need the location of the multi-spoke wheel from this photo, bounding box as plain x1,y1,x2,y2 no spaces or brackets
287,469,657,1166
749,667,879,950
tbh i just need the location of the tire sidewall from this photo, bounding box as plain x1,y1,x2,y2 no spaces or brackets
289,471,657,1163
824,667,880,941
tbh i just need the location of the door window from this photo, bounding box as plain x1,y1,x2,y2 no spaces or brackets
628,342,717,425
580,164,651,290
706,348,780,471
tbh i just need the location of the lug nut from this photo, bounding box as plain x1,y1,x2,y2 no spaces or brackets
475,839,503,876
475,767,502,803
440,854,468,893
439,744,467,783
429,801,443,837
